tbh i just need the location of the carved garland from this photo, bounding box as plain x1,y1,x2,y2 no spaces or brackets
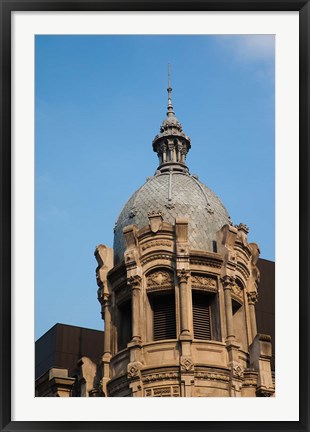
142,372,179,383
195,372,230,382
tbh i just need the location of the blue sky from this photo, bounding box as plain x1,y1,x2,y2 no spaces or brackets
35,35,275,340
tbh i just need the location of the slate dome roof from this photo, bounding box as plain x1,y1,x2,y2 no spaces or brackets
113,171,230,264
112,72,231,263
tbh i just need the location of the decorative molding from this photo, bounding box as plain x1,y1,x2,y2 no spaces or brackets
236,261,250,280
141,240,172,251
191,274,217,292
141,253,173,266
189,258,222,269
243,379,257,387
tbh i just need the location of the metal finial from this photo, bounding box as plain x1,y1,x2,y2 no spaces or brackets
168,63,171,89
167,63,174,116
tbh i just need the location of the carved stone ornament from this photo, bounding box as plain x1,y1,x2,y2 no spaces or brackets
146,270,174,290
232,362,244,378
129,207,137,218
191,274,217,292
180,358,194,372
127,275,142,290
177,269,190,284
98,290,110,306
220,275,235,289
148,210,163,233
247,291,258,305
231,284,243,302
127,362,142,379
97,286,104,304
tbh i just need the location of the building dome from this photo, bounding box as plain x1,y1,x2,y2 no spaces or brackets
113,171,230,263
113,69,231,263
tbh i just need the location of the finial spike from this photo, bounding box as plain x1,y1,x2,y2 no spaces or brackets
168,63,171,89
167,63,174,116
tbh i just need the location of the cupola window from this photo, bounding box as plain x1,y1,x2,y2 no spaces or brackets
117,299,132,350
192,291,212,340
151,292,176,341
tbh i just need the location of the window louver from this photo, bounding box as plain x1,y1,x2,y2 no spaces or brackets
153,295,176,341
192,292,211,340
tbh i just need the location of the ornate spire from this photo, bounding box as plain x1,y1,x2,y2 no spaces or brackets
167,64,174,117
152,66,191,173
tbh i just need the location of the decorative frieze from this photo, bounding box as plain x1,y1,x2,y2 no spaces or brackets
191,274,217,292
146,270,174,291
189,257,222,268
145,386,180,397
140,253,173,266
141,240,172,251
142,372,179,383
195,372,230,382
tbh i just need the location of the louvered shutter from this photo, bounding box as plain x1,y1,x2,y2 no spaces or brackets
153,295,176,341
192,292,211,340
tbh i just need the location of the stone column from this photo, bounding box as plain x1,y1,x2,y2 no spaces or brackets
221,276,235,340
128,275,142,344
102,293,111,355
177,269,191,337
247,291,258,340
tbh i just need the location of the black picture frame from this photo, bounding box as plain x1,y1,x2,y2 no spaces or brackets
1,1,309,431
